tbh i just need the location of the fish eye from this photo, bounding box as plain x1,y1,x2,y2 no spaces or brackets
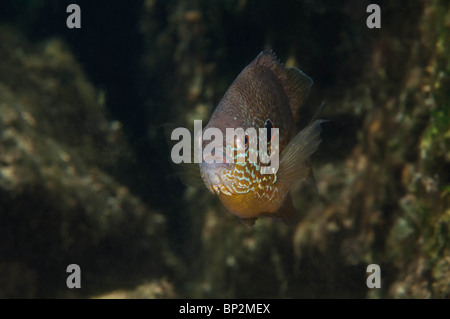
244,135,249,149
264,119,273,142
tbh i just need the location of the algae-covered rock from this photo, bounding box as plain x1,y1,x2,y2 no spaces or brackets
0,27,173,298
92,279,176,299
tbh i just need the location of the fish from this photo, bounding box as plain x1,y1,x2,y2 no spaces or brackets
199,51,324,227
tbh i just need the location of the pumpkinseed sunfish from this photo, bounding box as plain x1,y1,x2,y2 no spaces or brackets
199,51,323,227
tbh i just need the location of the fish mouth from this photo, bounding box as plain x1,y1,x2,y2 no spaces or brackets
199,161,234,196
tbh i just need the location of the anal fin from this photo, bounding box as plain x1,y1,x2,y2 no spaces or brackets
273,193,298,225
240,217,257,228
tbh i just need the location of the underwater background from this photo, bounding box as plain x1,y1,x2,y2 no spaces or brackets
0,0,448,298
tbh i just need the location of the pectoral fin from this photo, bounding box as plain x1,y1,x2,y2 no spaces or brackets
163,122,205,188
277,119,324,187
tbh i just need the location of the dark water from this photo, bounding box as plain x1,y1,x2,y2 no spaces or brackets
0,0,448,299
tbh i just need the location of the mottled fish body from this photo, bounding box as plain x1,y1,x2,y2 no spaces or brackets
200,51,323,226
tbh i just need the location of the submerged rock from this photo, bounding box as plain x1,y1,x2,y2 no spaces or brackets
0,27,173,298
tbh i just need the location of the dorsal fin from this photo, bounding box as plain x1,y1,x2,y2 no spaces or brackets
253,51,313,122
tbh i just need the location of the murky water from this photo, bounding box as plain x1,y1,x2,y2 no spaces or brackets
0,0,448,299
